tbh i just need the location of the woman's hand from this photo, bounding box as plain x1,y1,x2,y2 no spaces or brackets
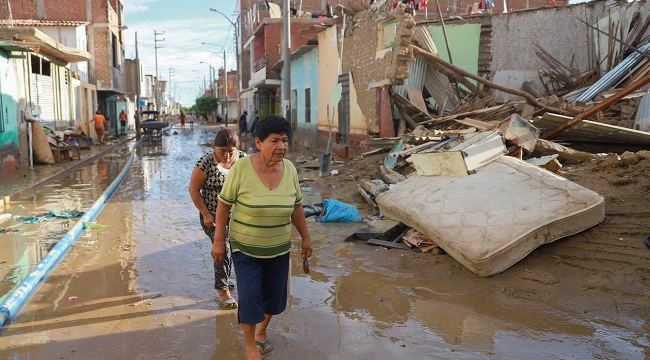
203,213,215,228
211,240,226,263
301,237,313,259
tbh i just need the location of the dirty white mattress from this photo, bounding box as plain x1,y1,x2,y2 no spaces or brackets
376,156,605,276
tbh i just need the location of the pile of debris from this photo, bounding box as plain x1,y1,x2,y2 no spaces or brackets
340,14,650,276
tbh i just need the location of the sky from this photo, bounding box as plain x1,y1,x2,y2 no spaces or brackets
123,0,240,107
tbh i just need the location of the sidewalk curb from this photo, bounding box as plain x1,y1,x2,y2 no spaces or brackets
2,136,135,206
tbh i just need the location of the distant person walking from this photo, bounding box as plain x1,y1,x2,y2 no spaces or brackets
189,128,247,309
189,113,195,128
239,111,248,140
119,110,127,133
179,111,186,129
90,110,106,144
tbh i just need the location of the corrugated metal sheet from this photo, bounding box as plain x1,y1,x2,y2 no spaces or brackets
393,57,427,95
532,113,650,144
574,43,650,103
411,26,458,114
634,92,650,131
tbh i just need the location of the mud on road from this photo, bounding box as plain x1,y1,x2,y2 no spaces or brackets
0,126,648,359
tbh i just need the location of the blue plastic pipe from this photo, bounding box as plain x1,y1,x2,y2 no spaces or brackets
0,139,146,327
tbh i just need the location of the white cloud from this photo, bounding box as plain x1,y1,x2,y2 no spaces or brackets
123,0,158,15
124,17,239,106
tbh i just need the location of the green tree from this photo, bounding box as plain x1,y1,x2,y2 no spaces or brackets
192,95,219,118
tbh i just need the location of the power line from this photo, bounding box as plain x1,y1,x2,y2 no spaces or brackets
130,0,155,31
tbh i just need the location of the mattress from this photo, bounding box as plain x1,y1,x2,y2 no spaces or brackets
376,156,605,276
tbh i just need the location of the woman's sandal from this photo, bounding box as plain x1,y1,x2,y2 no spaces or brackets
218,297,238,309
255,340,273,355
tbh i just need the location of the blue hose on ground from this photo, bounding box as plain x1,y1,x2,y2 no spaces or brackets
0,139,146,327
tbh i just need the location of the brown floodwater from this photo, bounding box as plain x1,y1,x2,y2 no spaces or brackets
0,125,648,359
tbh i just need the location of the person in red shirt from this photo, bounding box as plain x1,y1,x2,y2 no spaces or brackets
90,110,106,144
119,110,127,133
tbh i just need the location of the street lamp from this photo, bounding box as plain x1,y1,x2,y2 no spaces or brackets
199,61,214,96
209,8,241,120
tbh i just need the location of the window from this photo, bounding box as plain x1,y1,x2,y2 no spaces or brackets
112,34,119,69
31,55,40,74
378,19,396,50
31,55,51,76
41,59,51,76
305,88,311,123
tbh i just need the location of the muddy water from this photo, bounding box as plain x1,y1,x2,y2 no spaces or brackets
0,126,648,359
0,155,128,304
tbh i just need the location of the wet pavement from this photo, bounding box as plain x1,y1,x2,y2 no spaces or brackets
0,125,648,359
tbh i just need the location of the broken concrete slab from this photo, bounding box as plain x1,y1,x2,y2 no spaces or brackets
534,139,595,164
525,154,563,173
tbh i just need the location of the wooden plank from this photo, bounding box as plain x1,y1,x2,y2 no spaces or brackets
391,93,434,122
358,185,378,208
418,102,523,126
406,89,428,114
360,147,390,157
542,74,650,139
366,238,412,250
389,141,438,158
534,112,650,144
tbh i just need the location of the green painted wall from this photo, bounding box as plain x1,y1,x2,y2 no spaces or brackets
0,50,19,156
428,24,481,87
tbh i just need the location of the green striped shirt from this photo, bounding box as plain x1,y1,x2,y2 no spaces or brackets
218,157,303,258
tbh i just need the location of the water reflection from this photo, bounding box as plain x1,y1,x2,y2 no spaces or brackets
0,156,127,304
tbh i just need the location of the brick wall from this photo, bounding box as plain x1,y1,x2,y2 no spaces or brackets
3,0,87,21
217,70,239,99
241,48,252,89
93,28,111,88
264,22,318,74
93,0,109,23
253,32,266,64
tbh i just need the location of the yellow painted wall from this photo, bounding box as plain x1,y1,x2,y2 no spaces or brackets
348,73,367,134
316,26,367,135
317,26,340,132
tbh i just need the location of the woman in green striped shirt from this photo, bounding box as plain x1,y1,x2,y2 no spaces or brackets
211,116,313,360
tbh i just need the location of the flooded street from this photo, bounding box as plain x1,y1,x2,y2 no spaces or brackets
0,126,648,359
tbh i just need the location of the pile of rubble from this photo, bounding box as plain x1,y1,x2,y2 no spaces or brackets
339,15,650,276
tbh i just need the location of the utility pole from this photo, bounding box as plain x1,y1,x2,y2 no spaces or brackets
168,67,175,113
282,0,293,146
154,30,165,114
135,31,140,117
224,49,228,127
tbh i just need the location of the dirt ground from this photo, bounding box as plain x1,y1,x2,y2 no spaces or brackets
0,129,648,359
290,147,650,358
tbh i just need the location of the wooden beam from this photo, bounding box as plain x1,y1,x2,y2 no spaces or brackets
418,102,523,126
412,45,567,115
542,74,650,139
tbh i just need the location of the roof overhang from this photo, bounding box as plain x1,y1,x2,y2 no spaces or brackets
274,44,318,68
250,78,282,89
0,27,92,63
0,20,90,27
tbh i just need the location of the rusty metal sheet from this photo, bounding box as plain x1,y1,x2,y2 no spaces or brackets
406,89,428,114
